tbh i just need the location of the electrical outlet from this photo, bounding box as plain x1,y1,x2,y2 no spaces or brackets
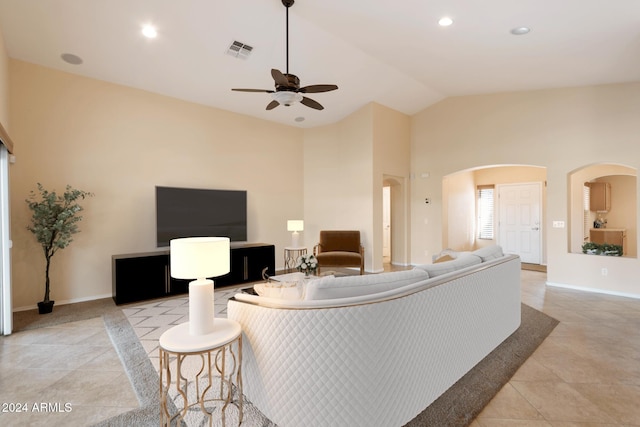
601,268,608,276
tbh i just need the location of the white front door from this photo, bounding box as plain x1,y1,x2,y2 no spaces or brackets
498,183,542,264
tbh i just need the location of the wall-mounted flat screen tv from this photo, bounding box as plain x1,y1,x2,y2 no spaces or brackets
156,186,247,247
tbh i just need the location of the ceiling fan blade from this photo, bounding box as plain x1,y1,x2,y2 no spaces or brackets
300,96,324,110
271,69,289,86
266,100,280,110
231,88,274,93
299,84,338,94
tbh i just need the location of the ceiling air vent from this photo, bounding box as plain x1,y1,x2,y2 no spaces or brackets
226,41,253,59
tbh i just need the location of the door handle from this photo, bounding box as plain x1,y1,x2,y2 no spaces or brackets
532,227,539,231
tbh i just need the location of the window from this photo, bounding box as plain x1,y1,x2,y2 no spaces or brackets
477,185,494,240
583,185,590,240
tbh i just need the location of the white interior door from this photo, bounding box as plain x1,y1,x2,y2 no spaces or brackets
382,186,391,259
498,183,542,264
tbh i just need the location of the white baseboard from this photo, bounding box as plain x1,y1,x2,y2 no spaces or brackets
13,293,113,312
391,262,411,267
546,281,640,300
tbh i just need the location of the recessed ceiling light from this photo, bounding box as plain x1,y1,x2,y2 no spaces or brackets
438,17,454,27
511,26,531,35
141,24,158,39
294,117,305,122
60,53,83,65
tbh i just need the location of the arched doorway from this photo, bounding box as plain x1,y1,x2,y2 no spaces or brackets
443,164,547,265
382,175,409,269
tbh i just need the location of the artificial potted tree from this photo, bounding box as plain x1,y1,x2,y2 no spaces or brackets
26,183,93,314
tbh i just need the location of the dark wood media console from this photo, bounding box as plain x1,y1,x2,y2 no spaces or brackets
112,243,275,305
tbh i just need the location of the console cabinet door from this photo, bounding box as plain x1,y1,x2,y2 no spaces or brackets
213,244,275,286
112,255,169,304
245,245,276,282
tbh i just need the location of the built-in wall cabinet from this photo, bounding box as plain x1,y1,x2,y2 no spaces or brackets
588,182,611,212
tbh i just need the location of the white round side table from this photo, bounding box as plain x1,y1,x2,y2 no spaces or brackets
159,318,243,427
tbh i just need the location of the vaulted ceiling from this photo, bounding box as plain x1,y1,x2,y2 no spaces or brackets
1,0,639,128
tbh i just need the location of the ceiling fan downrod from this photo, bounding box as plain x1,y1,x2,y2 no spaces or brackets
282,0,294,75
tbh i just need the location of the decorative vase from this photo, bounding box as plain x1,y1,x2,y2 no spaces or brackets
37,300,55,314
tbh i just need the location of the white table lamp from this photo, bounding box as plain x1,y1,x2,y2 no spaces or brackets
170,237,230,336
287,220,304,247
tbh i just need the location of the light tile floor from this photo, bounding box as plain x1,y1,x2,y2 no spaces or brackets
473,271,640,427
2,270,640,426
0,316,139,426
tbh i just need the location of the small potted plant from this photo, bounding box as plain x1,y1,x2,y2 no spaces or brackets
581,242,601,255
26,183,93,314
601,243,623,256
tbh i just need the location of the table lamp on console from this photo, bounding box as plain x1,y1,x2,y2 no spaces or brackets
170,237,230,335
287,220,304,248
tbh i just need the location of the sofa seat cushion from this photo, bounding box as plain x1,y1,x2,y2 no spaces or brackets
315,251,362,266
414,254,482,278
305,269,429,300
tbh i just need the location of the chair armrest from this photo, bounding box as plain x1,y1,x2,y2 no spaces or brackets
313,244,321,256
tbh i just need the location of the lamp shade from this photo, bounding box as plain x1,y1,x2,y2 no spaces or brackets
170,237,230,279
287,220,304,232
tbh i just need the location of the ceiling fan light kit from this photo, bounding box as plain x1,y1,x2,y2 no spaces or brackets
273,91,303,107
231,0,338,111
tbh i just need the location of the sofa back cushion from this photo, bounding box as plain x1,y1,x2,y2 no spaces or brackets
414,254,482,278
305,269,429,301
472,245,504,261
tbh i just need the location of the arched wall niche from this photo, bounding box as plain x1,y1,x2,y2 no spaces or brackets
568,163,637,258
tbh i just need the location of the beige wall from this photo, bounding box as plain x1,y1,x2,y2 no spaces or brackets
372,103,411,271
442,170,475,252
303,104,374,270
304,103,411,272
0,24,9,127
412,82,640,298
10,60,304,310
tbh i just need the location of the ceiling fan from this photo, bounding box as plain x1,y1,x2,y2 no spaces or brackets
231,0,338,111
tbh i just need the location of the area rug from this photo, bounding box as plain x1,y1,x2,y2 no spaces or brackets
96,303,557,427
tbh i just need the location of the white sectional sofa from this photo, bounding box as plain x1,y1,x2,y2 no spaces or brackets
227,246,521,427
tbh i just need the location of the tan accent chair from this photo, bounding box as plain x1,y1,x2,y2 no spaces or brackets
313,230,365,275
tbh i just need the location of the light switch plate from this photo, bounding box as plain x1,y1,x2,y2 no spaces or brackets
552,221,565,228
